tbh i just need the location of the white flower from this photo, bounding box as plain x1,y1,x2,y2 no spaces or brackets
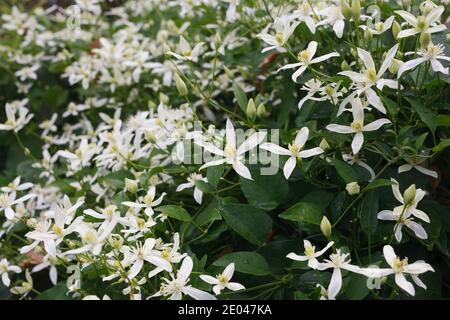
398,43,450,77
1,176,33,196
0,258,21,287
277,41,339,82
361,16,395,35
121,238,172,280
316,6,345,38
32,255,59,285
15,64,40,82
389,178,430,223
398,155,438,179
83,294,111,300
377,179,429,242
0,192,35,220
223,0,239,22
365,245,434,296
148,233,186,278
10,269,33,298
196,119,266,180
167,36,204,62
287,240,334,269
395,6,446,38
290,2,317,34
317,249,367,299
339,44,399,115
152,256,216,300
326,97,391,154
257,17,300,53
122,186,166,216
378,206,428,242
260,127,323,179
200,263,245,295
0,101,34,132
39,114,58,136
176,173,208,204
57,138,98,171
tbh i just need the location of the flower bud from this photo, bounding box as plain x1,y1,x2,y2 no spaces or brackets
26,218,38,228
319,138,330,151
224,66,234,79
420,32,431,48
214,32,222,48
346,182,361,195
320,216,332,239
420,1,434,14
159,92,169,104
341,60,351,71
257,103,268,118
388,58,403,75
403,0,411,9
392,21,401,40
125,178,138,193
403,184,416,206
174,73,188,97
148,100,157,110
364,28,373,43
144,129,156,143
246,98,257,122
351,0,361,24
340,0,352,19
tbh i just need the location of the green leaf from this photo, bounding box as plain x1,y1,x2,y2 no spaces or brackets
364,179,393,191
406,97,436,133
155,205,191,222
437,115,450,127
279,202,323,225
433,139,450,153
331,158,358,183
301,191,334,209
212,252,271,276
239,166,288,210
359,190,379,235
344,274,369,300
381,96,398,117
232,82,248,113
36,283,71,300
220,203,272,245
207,165,224,188
103,170,133,189
294,291,310,300
195,198,221,226
195,180,213,193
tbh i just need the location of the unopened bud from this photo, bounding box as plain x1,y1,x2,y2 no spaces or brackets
388,58,403,75
351,0,361,24
346,182,361,195
144,130,156,143
174,73,188,97
364,28,373,43
420,33,431,48
224,66,234,79
403,184,416,206
419,1,434,14
159,92,169,104
214,32,222,48
246,98,257,122
320,216,332,239
125,178,138,193
257,103,268,118
341,60,351,71
392,21,401,39
319,138,330,151
340,0,352,19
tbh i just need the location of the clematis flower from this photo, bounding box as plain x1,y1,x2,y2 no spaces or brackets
290,2,317,34
0,192,35,220
277,41,339,82
148,233,186,278
10,269,33,299
122,186,166,216
0,102,34,133
317,249,368,299
121,238,172,280
395,6,446,38
398,43,450,77
200,263,245,295
360,16,395,35
398,155,438,179
1,176,33,196
260,127,323,179
196,119,266,180
326,97,391,154
316,6,345,38
176,173,208,204
257,17,300,53
0,258,21,287
365,245,434,296
166,36,204,62
152,256,216,300
378,205,428,242
287,240,334,269
338,44,399,115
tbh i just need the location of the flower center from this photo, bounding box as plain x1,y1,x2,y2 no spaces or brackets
224,144,237,160
392,257,408,272
416,16,428,31
288,143,301,156
52,224,64,237
275,32,285,45
298,50,310,62
218,274,228,285
365,68,378,82
304,245,316,257
351,121,363,131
